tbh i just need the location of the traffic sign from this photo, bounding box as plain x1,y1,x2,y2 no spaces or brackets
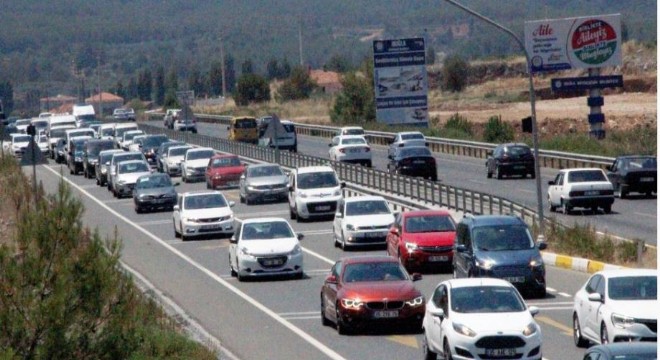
551,75,623,92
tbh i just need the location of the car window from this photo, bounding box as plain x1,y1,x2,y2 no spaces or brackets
331,261,342,278
241,221,293,240
136,175,171,189
451,286,525,313
212,157,241,168
608,276,657,300
342,262,407,282
401,133,424,140
143,136,169,147
507,145,531,155
405,215,455,233
187,150,214,160
567,170,607,183
119,162,148,173
345,200,390,216
113,154,144,164
400,147,432,157
282,124,295,133
595,276,606,297
247,165,283,177
626,157,657,169
432,285,448,313
297,171,338,189
585,275,602,294
184,194,227,210
235,119,256,129
472,225,534,251
341,137,366,145
456,223,470,248
169,147,192,157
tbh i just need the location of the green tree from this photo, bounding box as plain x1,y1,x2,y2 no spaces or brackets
187,65,206,96
224,54,236,93
153,65,165,105
137,68,152,101
234,73,270,106
207,61,223,96
165,68,179,93
0,81,15,115
426,45,436,65
266,58,280,80
163,90,179,109
483,115,514,143
112,80,126,101
280,57,291,78
275,66,317,103
442,54,469,92
330,60,375,124
241,59,254,75
324,54,351,73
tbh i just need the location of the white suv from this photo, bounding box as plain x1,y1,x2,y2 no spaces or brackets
288,166,344,222
547,168,615,214
332,195,394,249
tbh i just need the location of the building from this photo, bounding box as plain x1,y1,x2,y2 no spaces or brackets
309,70,343,94
40,94,77,113
85,92,124,116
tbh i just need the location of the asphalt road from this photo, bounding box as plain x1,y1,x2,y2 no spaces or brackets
152,120,656,245
30,155,596,360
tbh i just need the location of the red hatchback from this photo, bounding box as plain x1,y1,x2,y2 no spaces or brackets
320,255,425,334
205,154,245,189
386,210,456,272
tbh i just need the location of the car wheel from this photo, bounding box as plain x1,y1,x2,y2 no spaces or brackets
96,177,100,186
600,322,609,344
591,206,599,214
173,220,180,238
422,334,437,360
293,271,304,280
616,184,627,199
603,204,612,214
646,190,653,198
182,174,187,183
180,222,188,241
135,204,142,214
366,160,372,168
339,231,347,250
336,305,351,335
321,297,332,326
495,165,502,179
239,192,245,203
573,314,588,348
333,231,340,248
487,166,493,179
443,339,453,360
229,255,237,277
534,287,546,299
561,199,571,215
245,195,251,205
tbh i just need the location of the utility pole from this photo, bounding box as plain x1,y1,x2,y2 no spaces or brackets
220,38,226,100
298,17,304,66
97,55,102,117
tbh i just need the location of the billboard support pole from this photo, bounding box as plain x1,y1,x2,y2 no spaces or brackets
443,0,545,240
587,68,606,139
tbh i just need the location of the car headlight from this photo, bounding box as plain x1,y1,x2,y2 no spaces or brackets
346,224,355,231
453,322,477,337
405,296,424,307
405,242,419,253
523,322,538,336
239,247,255,257
247,185,256,190
529,257,544,268
298,192,308,198
476,259,494,270
101,168,107,174
290,244,302,255
341,298,363,309
612,313,635,328
182,217,199,223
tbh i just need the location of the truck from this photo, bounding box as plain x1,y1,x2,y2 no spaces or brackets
72,104,97,127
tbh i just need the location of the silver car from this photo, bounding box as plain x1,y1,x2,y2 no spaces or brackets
239,163,288,205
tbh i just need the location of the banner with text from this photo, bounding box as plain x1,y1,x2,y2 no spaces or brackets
524,14,621,73
373,38,428,126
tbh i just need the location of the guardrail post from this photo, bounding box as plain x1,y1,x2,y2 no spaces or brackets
488,194,493,215
454,188,459,212
462,190,467,212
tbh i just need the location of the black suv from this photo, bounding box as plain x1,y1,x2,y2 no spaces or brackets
134,134,170,168
387,146,437,181
486,143,535,179
452,214,547,298
82,139,115,179
606,155,657,198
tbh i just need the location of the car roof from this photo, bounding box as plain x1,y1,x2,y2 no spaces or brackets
240,217,290,225
280,120,294,124
117,159,147,165
401,209,452,218
558,167,605,173
246,163,279,169
180,190,225,197
344,195,387,203
462,215,525,227
112,151,142,158
340,255,398,265
100,123,118,128
337,135,366,140
617,155,656,159
594,269,658,278
99,149,124,155
187,147,214,153
445,278,514,288
169,145,193,151
501,142,530,147
114,123,138,129
398,131,424,136
340,126,363,130
296,166,335,174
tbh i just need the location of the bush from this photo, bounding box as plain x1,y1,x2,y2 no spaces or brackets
444,113,473,136
234,74,270,106
483,115,514,143
330,72,375,124
442,55,469,92
275,66,317,103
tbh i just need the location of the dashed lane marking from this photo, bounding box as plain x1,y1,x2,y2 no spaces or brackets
546,287,557,292
386,335,418,349
557,292,572,298
535,316,573,336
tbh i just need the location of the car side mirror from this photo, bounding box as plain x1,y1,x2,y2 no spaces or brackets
588,293,602,303
537,242,547,250
173,182,180,186
325,275,337,284
228,201,236,207
528,306,539,317
229,236,237,244
173,205,179,211
456,244,467,253
429,308,444,319
411,273,422,282
340,182,346,189
297,233,304,241
547,180,555,185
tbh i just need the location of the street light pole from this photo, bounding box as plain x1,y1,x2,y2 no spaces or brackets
443,0,545,239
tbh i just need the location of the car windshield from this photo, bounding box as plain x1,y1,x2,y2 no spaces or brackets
241,221,294,240
115,128,136,137
451,286,525,313
507,146,531,155
15,119,31,126
33,121,48,129
187,150,214,160
184,194,227,210
297,171,338,189
211,157,241,168
72,139,88,147
124,132,142,141
400,147,432,157
342,129,364,135
119,162,149,173
341,137,366,145
50,128,71,138
113,154,143,164
169,147,191,157
248,165,283,177
100,152,120,163
608,276,657,301
88,142,114,157
282,124,295,133
143,135,169,147
101,128,114,136
38,135,48,143
345,200,391,216
473,225,534,251
405,215,455,233
235,119,256,128
621,157,657,170
401,133,424,140
342,262,407,282
567,170,607,182
13,135,31,142
136,175,172,189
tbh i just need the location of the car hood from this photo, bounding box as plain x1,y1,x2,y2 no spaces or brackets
135,187,176,197
183,159,210,168
346,214,394,227
185,207,233,219
240,238,298,256
341,280,420,300
476,248,541,266
248,175,288,186
167,155,185,163
299,186,341,198
452,311,535,333
607,300,658,319
117,171,152,184
403,231,455,247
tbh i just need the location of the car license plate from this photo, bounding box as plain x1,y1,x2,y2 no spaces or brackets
154,199,167,204
514,165,526,169
485,348,517,357
315,205,331,211
201,224,222,230
413,160,425,164
373,310,399,318
640,177,654,182
428,256,448,262
263,258,283,266
365,232,381,238
504,276,526,283
349,149,361,153
584,190,600,196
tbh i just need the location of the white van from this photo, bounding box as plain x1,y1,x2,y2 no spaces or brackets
113,122,139,148
47,124,76,159
288,166,344,222
72,104,96,127
258,119,297,152
48,114,77,134
65,128,97,153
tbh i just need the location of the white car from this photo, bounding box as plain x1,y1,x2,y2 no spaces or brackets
328,135,372,167
572,269,657,347
547,168,615,214
332,195,394,249
423,278,542,360
288,166,344,221
36,134,49,155
388,131,427,157
14,118,31,133
127,135,148,152
113,122,139,148
112,160,152,198
46,125,76,159
119,130,145,151
172,191,235,241
6,133,31,157
228,217,303,281
98,123,117,140
108,151,148,192
163,145,193,176
337,126,365,136
181,147,215,183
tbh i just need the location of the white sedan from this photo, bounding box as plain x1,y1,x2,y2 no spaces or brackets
573,269,657,347
172,191,235,241
228,217,304,281
181,147,215,183
112,160,152,198
547,168,615,214
423,278,542,360
6,133,31,157
163,145,192,176
328,135,372,167
388,131,427,157
332,195,394,249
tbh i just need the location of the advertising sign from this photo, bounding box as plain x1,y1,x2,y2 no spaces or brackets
524,14,621,73
551,75,623,92
373,38,429,126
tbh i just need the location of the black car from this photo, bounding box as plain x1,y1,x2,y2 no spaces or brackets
452,214,548,298
387,146,437,181
95,149,124,186
132,173,179,213
68,137,92,175
486,143,535,179
135,134,170,168
54,138,67,163
583,342,657,360
82,139,115,179
606,155,657,198
156,140,185,172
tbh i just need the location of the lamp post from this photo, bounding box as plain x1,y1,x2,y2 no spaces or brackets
443,0,545,239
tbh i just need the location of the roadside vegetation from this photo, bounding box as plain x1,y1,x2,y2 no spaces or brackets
0,155,216,359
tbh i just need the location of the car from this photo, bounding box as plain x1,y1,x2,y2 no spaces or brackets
67,136,93,175
547,168,615,214
228,217,303,281
606,155,657,198
127,135,147,152
387,131,427,157
97,123,117,140
172,114,197,133
53,138,67,163
119,130,145,151
387,146,438,181
422,278,542,360
112,122,139,148
328,135,372,167
132,173,178,213
257,115,273,137
112,160,152,198
452,214,548,298
486,143,536,179
181,147,215,183
30,119,49,135
45,125,76,159
320,255,425,334
36,133,49,155
88,122,103,136
337,126,365,137
14,118,31,133
95,149,124,186
288,166,345,221
113,108,135,121
124,108,136,121
162,145,193,177
205,154,245,190
6,133,30,157
133,134,170,168
582,342,657,360
258,119,298,152
107,151,148,192
156,140,186,172
82,139,115,179
332,195,395,249
163,109,181,129
238,163,288,204
572,269,657,347
386,210,456,272
64,128,96,155
173,191,235,241
227,116,258,144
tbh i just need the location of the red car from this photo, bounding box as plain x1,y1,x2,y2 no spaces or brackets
386,210,456,272
320,255,425,334
205,154,245,189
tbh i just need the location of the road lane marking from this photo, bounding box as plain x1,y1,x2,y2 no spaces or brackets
634,212,655,218
43,165,348,360
387,335,418,348
557,292,572,298
535,316,572,336
546,287,557,292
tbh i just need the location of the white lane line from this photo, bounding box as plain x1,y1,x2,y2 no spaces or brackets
43,165,348,360
634,212,656,219
558,292,572,298
546,287,557,292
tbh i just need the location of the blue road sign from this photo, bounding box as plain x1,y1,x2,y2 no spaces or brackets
551,75,623,92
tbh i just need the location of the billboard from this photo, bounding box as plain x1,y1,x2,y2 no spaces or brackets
373,38,429,126
524,14,621,73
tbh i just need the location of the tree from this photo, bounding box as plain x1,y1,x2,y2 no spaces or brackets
330,60,375,124
224,54,236,93
207,61,223,96
165,68,179,93
266,58,280,80
137,68,152,101
426,45,436,65
0,81,14,116
275,66,317,102
113,80,126,101
153,65,165,105
187,65,205,96
442,54,469,92
234,74,270,106
280,58,291,78
324,54,351,73
241,59,254,75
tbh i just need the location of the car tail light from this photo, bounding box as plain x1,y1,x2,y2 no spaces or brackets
401,158,413,165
